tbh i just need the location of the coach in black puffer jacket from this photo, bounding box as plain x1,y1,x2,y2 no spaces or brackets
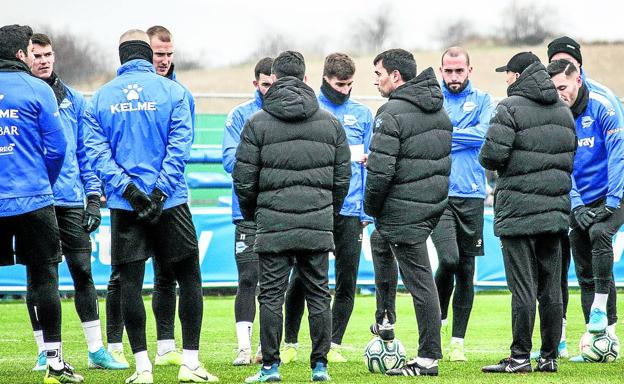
479,60,576,237
233,76,351,254
364,67,452,245
479,52,576,372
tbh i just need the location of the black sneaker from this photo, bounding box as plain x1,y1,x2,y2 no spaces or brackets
482,357,532,373
45,361,85,383
535,357,557,372
386,359,438,376
370,322,395,341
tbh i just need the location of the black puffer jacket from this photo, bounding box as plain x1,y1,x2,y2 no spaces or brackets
364,67,452,244
479,62,576,237
233,76,351,254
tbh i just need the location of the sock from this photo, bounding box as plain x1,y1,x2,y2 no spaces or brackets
34,330,45,354
451,337,464,346
330,342,340,349
415,357,437,367
561,318,567,341
45,342,63,370
82,320,104,353
157,339,176,356
285,342,298,349
134,351,152,373
441,318,448,327
182,349,200,370
591,293,608,312
236,321,253,350
607,323,617,336
108,343,123,353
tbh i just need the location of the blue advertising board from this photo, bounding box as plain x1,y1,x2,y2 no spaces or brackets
0,208,623,291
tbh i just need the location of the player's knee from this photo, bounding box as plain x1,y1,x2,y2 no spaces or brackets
588,224,611,248
438,258,459,273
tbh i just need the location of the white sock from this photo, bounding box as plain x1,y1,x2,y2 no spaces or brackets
561,318,567,341
134,351,152,373
236,321,253,350
182,349,200,370
451,337,464,346
45,342,63,370
607,323,617,336
331,342,340,349
108,343,123,353
285,342,298,349
34,330,45,354
441,318,448,327
591,293,608,312
415,357,437,367
82,320,104,353
157,339,176,356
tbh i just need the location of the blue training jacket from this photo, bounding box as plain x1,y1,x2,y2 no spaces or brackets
222,90,263,222
0,69,66,217
442,81,494,199
84,59,193,211
582,68,624,126
168,70,196,134
318,90,373,222
571,88,624,209
53,84,101,207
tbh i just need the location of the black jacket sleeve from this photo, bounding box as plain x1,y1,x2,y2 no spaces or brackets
233,120,261,221
479,103,516,171
332,120,352,214
364,112,400,218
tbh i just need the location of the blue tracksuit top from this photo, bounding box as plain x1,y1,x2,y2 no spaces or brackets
0,69,66,217
84,59,193,210
222,90,263,222
318,90,374,222
571,89,624,209
442,81,494,199
167,70,196,134
53,83,102,207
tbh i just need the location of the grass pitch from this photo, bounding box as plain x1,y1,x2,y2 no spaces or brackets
0,292,622,383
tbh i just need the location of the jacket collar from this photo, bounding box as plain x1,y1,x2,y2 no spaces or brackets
117,59,156,77
442,80,473,98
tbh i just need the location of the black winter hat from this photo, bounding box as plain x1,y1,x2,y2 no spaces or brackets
495,52,540,74
547,36,582,65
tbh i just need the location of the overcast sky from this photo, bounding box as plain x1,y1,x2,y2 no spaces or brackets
4,0,624,67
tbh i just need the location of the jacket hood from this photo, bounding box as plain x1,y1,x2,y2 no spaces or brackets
390,67,444,113
507,61,558,105
262,76,319,122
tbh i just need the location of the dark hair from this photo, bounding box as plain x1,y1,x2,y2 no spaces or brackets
254,57,273,80
0,24,33,60
547,59,578,78
272,50,305,80
441,46,470,66
31,33,52,47
373,49,416,82
146,25,172,42
323,53,355,80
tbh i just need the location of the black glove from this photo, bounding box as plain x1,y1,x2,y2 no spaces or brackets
123,183,154,221
82,195,102,232
592,204,615,223
573,205,595,231
145,188,167,225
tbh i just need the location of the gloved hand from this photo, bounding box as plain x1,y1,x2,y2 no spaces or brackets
82,195,102,232
573,205,595,231
592,204,616,223
145,188,167,225
123,183,154,222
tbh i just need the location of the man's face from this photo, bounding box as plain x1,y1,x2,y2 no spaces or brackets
325,75,354,95
31,43,54,79
151,37,174,76
505,71,519,86
440,54,471,93
253,73,273,95
550,52,581,69
374,61,395,98
551,72,582,107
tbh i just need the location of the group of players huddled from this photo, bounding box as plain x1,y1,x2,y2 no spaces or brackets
0,21,622,384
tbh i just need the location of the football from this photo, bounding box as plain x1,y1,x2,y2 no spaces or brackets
364,336,406,373
580,331,620,362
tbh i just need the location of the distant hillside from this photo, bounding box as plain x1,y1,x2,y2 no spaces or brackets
77,43,624,114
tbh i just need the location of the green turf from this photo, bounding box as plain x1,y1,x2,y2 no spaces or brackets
1,292,622,383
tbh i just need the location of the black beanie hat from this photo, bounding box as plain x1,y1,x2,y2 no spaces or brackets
547,36,582,65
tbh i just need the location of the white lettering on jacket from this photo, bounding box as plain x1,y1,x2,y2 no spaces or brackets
577,136,595,148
